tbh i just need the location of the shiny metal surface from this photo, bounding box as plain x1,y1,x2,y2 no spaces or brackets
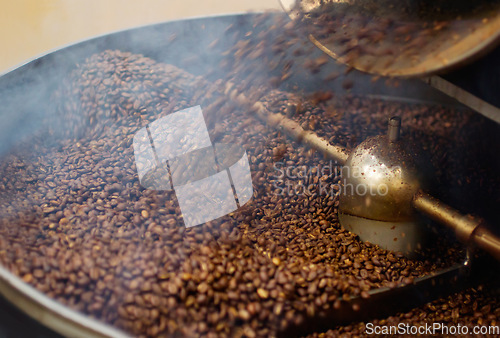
338,118,425,255
334,117,500,259
333,118,500,259
387,116,401,142
280,0,500,77
413,191,500,262
339,133,422,222
0,265,129,338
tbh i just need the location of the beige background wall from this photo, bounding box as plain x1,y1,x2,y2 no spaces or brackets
0,0,281,73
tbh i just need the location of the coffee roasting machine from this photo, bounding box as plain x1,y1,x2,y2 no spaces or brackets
0,1,499,337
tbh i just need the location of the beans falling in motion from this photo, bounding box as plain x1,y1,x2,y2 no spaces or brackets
0,12,499,338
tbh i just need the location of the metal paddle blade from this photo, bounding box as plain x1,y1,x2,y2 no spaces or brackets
280,0,500,77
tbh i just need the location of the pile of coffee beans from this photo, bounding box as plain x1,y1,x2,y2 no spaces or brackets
309,285,500,337
0,12,498,338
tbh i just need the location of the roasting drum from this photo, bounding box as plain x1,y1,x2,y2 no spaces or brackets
0,13,498,337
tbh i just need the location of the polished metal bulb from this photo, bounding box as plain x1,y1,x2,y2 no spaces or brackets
338,117,426,256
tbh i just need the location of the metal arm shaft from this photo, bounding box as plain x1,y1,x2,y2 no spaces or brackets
413,191,500,261
224,82,500,262
224,82,350,164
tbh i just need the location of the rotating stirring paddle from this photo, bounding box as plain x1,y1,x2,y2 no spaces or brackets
225,81,500,260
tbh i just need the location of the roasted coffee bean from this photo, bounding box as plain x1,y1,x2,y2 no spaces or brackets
308,287,500,337
0,10,497,338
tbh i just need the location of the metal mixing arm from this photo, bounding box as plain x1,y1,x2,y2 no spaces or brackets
225,81,500,261
413,191,500,262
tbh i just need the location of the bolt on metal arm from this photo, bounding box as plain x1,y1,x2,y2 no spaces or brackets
413,191,500,262
225,83,500,261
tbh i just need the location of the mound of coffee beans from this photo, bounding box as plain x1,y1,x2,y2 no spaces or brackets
309,285,500,337
0,12,498,338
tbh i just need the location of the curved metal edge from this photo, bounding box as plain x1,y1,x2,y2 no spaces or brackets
0,265,130,338
0,10,277,78
279,257,482,337
281,1,500,78
329,32,500,79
